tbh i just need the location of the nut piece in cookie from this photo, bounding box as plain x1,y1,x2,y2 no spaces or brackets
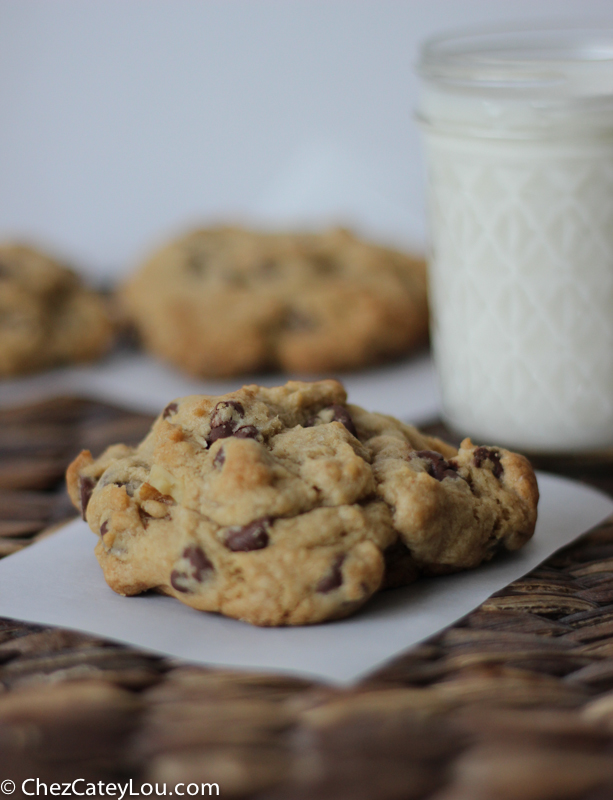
0,244,113,376
119,226,429,377
66,380,538,626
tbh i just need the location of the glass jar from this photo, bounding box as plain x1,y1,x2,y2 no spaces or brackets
418,27,613,452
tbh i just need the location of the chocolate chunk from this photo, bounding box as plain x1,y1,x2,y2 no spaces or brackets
100,520,108,537
170,546,214,593
207,401,259,447
234,425,258,439
329,404,358,437
184,545,214,580
207,401,247,445
211,400,244,427
415,450,460,481
473,447,503,479
163,402,178,419
170,570,190,593
317,554,345,593
225,517,271,552
79,477,95,520
305,404,358,438
213,448,225,468
207,421,235,445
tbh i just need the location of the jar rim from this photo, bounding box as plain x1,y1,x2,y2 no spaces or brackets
419,24,613,95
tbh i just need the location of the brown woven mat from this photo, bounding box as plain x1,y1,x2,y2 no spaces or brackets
2,398,613,799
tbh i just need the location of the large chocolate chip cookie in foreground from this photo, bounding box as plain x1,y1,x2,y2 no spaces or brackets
66,380,538,626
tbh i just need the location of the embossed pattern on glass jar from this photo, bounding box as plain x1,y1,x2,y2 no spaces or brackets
419,27,613,452
426,135,613,451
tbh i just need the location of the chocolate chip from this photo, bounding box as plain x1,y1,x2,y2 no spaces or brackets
211,400,244,425
170,546,214,593
170,570,190,593
184,545,214,580
207,401,259,447
234,425,258,439
100,521,108,537
207,421,235,445
329,404,357,437
415,450,460,481
223,399,244,416
213,448,225,468
317,554,345,593
305,404,357,438
79,477,95,520
473,447,504,479
163,402,178,420
225,517,271,552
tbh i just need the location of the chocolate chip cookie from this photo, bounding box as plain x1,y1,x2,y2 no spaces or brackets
67,381,538,626
0,244,113,377
120,226,428,377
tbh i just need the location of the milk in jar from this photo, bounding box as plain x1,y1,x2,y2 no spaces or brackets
418,27,613,452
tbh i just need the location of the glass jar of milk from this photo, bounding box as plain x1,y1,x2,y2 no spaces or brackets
418,27,613,453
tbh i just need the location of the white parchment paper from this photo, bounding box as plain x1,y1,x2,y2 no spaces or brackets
0,472,610,685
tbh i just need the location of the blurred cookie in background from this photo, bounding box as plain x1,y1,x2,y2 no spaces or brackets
0,244,114,377
120,226,429,378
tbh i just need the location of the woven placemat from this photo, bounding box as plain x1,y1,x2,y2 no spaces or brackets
1,398,613,799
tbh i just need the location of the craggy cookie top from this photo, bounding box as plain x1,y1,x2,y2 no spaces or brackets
67,381,538,626
0,244,113,376
120,227,429,377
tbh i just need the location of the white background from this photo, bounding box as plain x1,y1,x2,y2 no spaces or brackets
1,1,612,281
